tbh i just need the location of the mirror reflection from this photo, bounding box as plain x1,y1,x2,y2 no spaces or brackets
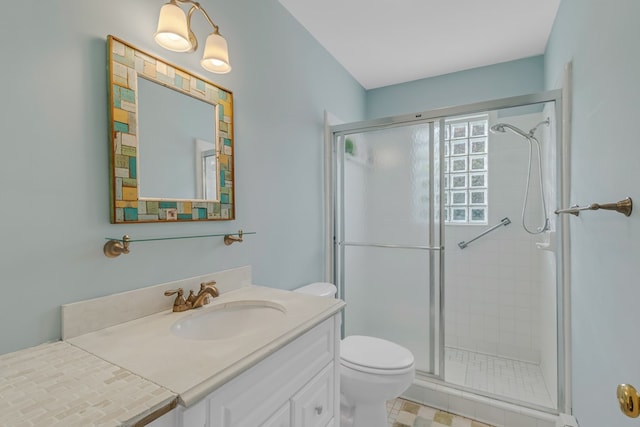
137,77,218,200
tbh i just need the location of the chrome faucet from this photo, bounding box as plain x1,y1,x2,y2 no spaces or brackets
165,281,219,312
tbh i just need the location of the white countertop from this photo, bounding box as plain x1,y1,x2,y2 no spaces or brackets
68,285,345,406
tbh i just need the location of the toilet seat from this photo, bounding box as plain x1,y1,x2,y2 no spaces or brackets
341,335,415,375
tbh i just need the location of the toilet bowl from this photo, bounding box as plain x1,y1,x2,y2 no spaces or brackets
294,282,415,427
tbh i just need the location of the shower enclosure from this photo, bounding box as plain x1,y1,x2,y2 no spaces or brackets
329,91,566,415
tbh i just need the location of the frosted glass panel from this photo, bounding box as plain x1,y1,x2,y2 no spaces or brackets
343,246,432,373
342,124,431,246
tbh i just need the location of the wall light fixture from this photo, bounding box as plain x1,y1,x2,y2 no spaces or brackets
154,0,231,74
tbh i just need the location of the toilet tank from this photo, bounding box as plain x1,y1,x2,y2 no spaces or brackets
294,282,337,298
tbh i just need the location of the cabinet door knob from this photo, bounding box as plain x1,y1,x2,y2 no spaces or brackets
315,405,323,415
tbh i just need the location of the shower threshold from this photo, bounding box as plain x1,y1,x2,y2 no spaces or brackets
402,350,560,426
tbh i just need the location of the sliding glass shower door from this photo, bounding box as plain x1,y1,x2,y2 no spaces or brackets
330,91,565,413
334,121,443,376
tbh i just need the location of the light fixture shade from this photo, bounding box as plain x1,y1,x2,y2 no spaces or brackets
154,2,192,52
201,33,231,74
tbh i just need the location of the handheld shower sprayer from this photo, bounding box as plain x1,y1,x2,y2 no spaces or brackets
490,118,549,139
490,118,551,235
490,123,530,139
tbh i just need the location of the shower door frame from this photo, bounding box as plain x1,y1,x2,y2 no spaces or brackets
328,89,569,413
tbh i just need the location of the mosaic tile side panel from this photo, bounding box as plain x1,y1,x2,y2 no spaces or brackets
108,36,234,222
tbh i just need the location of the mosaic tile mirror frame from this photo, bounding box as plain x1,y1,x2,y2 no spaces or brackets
107,35,234,223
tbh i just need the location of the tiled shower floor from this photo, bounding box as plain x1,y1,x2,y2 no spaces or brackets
387,398,493,427
445,347,553,408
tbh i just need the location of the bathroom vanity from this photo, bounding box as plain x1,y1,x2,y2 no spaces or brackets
63,267,345,427
0,267,344,426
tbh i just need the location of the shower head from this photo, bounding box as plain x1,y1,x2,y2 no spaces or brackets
489,123,507,133
490,118,550,139
490,123,531,139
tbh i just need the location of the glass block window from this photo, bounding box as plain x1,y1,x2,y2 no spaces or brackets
443,116,488,224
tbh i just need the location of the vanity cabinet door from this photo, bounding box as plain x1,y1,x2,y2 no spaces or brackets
291,363,335,427
260,402,291,427
207,316,337,427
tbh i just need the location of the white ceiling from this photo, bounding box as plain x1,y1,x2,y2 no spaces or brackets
278,0,561,90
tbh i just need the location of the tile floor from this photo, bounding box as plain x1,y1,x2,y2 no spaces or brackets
387,398,494,427
445,347,553,408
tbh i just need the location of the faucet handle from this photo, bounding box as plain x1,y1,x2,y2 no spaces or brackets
164,288,189,312
201,280,217,289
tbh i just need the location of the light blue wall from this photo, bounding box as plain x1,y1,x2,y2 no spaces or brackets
545,1,640,426
0,0,365,354
366,56,544,119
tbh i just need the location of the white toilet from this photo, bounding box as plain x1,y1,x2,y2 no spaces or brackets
294,282,415,427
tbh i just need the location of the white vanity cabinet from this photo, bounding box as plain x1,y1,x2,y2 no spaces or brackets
149,314,341,427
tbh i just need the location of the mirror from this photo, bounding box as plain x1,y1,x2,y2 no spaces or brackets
137,77,217,200
107,35,234,223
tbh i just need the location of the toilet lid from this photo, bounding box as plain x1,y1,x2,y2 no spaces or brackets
341,335,414,371
294,282,337,297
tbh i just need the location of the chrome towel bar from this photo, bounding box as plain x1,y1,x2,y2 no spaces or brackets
458,217,511,249
554,197,632,217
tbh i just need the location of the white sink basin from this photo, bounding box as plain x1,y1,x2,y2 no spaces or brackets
170,300,287,340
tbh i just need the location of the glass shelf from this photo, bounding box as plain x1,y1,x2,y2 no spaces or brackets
103,230,255,258
105,231,256,243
